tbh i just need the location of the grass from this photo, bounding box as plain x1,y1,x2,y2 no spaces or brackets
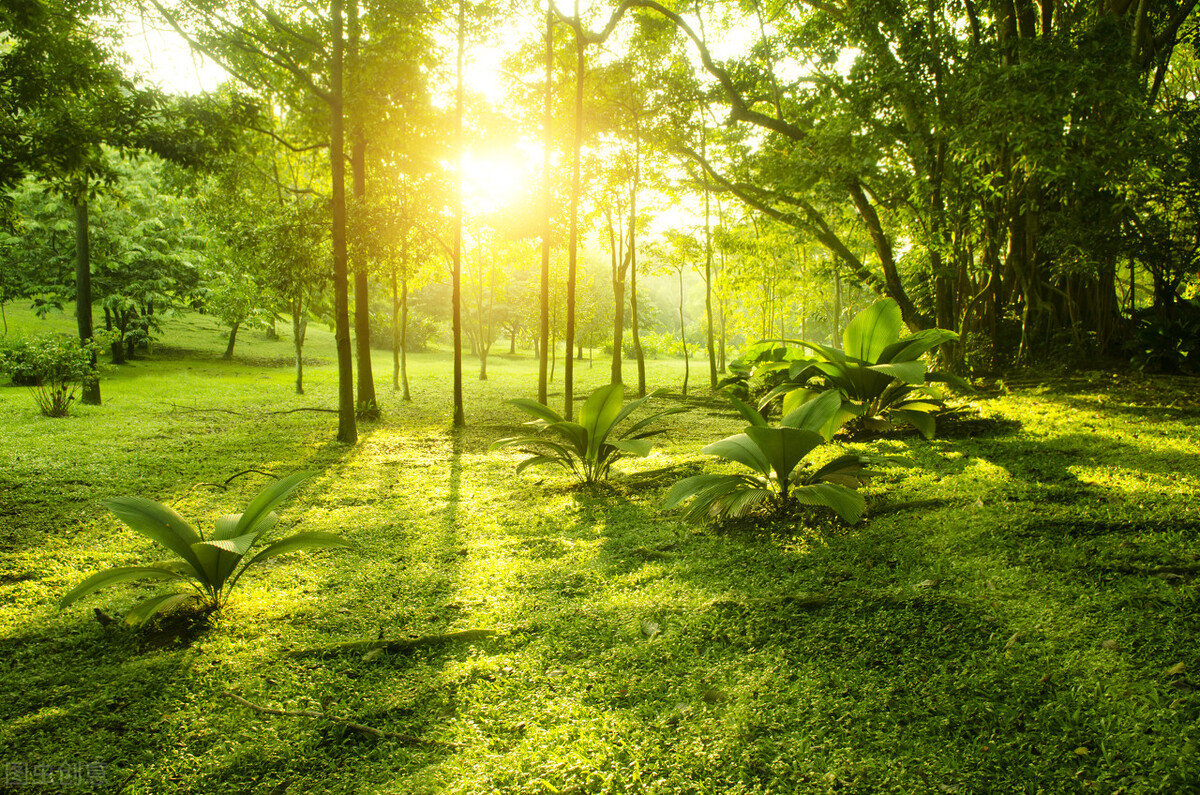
1,306,1199,793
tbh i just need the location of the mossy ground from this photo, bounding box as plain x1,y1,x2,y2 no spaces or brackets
1,308,1198,793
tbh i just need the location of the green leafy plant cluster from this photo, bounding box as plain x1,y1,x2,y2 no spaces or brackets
492,383,687,484
1127,298,1200,373
665,390,893,525
0,333,105,416
59,472,355,625
759,299,963,439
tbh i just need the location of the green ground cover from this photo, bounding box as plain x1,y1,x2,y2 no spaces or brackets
1,309,1198,793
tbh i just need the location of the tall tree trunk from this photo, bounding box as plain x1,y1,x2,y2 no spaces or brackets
391,257,400,391
349,0,376,417
105,306,126,365
629,125,645,397
400,272,410,401
75,197,100,405
609,209,627,384
832,271,842,346
224,321,240,359
331,0,357,444
451,0,466,427
701,121,717,388
679,266,689,396
565,10,584,419
538,5,553,405
292,297,306,394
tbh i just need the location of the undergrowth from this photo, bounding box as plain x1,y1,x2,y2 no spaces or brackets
1,308,1197,793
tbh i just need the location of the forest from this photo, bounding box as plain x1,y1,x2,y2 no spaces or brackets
2,0,1199,791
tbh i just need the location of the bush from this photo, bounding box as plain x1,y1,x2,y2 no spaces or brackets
1128,299,1200,374
367,302,440,352
0,334,105,417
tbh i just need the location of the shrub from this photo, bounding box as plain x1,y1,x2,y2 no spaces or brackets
762,299,964,439
0,334,104,417
1128,299,1200,374
58,472,355,626
491,383,687,484
664,390,895,525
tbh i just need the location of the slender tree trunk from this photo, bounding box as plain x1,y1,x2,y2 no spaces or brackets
630,126,645,397
451,0,466,427
609,210,627,384
224,321,240,359
679,267,689,396
565,9,584,419
400,272,410,401
348,0,376,416
391,258,400,391
105,306,126,365
630,258,645,396
538,6,553,405
75,197,100,405
701,122,717,388
292,299,305,394
331,0,357,443
832,271,842,346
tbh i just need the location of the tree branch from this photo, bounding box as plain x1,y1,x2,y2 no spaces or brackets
550,0,810,141
224,692,446,745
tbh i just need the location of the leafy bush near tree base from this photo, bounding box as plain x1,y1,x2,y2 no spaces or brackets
0,333,105,416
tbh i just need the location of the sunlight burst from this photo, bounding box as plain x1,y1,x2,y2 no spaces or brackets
462,150,530,216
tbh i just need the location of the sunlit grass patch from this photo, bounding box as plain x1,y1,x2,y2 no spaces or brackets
2,330,1200,792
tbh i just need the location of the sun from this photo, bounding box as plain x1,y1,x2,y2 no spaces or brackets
461,149,533,216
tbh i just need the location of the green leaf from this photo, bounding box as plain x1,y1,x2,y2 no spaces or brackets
507,397,565,424
514,454,569,474
580,383,625,461
59,566,189,610
663,474,731,510
546,421,589,458
240,531,355,570
780,389,844,436
193,532,258,591
123,592,199,626
745,426,825,485
620,405,688,439
610,438,652,457
869,360,927,384
702,433,772,478
792,483,866,524
844,299,902,363
213,514,242,541
728,394,768,426
891,409,936,439
878,329,958,362
233,472,312,538
102,497,204,576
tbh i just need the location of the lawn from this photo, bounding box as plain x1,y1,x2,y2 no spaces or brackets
1,309,1198,793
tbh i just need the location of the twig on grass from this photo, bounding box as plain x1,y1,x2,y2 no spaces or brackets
223,692,450,746
183,468,279,497
290,629,499,658
265,407,340,415
170,403,339,417
170,403,244,415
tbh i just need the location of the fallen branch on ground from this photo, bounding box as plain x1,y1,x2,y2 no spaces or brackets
291,629,499,658
224,692,451,746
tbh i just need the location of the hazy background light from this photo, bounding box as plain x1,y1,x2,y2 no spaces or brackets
118,15,228,94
